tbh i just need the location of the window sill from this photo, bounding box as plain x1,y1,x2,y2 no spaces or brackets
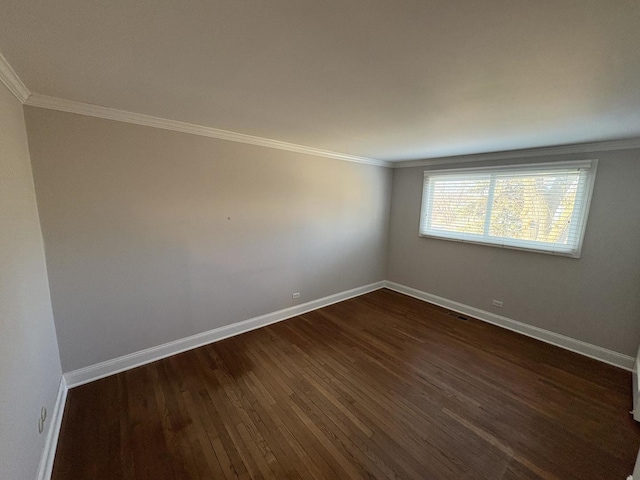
418,232,581,258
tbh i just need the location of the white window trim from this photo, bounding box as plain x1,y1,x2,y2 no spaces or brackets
418,160,598,258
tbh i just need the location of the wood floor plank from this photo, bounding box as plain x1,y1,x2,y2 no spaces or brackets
52,289,640,479
124,366,175,480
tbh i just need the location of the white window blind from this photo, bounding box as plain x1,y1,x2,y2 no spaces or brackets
419,160,598,257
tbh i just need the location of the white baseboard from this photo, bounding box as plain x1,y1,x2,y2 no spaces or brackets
49,279,634,480
64,281,385,388
36,376,68,480
64,278,634,389
384,281,635,371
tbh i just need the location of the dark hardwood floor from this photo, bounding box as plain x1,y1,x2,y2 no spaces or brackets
52,289,640,479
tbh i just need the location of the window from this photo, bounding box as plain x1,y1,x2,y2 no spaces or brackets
419,160,598,257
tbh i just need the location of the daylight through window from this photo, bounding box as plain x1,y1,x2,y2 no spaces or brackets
419,160,598,257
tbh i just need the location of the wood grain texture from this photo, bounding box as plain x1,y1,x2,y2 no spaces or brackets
52,289,640,479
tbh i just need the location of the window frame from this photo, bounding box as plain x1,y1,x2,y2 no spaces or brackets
418,160,598,258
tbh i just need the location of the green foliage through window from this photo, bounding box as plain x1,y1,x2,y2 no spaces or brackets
419,161,597,257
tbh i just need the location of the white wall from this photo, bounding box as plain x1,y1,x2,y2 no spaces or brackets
15,100,640,391
387,153,640,357
24,107,392,373
0,85,63,478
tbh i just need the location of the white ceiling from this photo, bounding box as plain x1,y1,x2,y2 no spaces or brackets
1,1,639,162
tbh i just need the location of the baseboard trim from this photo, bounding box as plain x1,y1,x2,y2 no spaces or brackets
64,281,385,388
36,376,68,480
64,279,633,388
384,281,635,371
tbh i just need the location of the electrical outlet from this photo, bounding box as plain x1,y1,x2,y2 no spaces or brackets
492,300,503,308
38,406,47,434
292,292,300,299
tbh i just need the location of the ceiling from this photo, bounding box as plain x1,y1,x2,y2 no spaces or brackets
1,1,640,162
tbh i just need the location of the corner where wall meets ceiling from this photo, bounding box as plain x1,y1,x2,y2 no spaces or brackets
1,1,640,162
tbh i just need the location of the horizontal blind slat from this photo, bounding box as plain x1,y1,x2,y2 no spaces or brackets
419,160,597,257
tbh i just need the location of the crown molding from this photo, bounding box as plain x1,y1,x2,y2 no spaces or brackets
0,53,390,167
393,139,640,168
7,44,636,170
0,51,31,103
19,93,640,169
25,94,392,168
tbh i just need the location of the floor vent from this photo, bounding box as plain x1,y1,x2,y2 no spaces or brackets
448,312,469,321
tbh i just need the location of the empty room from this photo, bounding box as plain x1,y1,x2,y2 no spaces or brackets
2,1,640,479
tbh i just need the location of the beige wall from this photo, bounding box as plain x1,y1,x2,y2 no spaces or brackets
0,86,62,479
18,103,640,379
24,107,392,372
387,153,640,356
